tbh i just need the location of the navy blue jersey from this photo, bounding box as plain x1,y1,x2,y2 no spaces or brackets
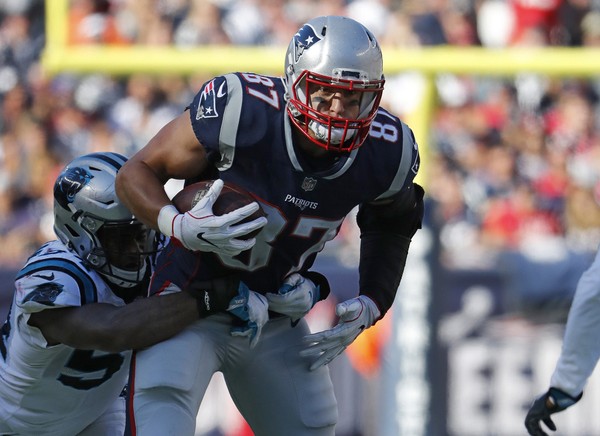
151,72,420,295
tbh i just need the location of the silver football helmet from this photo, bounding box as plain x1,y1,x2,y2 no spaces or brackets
284,16,385,152
53,152,156,288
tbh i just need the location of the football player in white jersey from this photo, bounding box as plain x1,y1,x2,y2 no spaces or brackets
524,247,600,435
0,152,263,436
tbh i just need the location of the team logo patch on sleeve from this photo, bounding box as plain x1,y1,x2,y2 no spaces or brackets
22,282,64,306
196,79,220,120
411,153,420,175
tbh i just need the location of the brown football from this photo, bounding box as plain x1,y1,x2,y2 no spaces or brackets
171,180,266,239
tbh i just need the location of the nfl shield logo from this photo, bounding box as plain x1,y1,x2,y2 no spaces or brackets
301,177,317,191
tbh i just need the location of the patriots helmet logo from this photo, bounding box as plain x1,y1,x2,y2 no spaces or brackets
54,167,93,210
293,24,322,62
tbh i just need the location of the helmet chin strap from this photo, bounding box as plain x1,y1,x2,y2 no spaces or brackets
308,120,356,145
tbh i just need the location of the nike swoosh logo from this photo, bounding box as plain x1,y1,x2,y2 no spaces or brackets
216,82,226,98
196,232,218,248
33,273,55,281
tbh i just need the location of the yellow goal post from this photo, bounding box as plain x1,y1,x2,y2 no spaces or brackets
42,0,600,185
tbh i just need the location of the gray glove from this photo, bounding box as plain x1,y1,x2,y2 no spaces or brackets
266,273,321,322
227,282,269,348
300,295,380,371
158,179,266,255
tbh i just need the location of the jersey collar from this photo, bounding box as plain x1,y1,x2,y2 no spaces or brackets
283,113,358,179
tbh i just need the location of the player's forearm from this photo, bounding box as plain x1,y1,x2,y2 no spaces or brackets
359,231,411,317
29,292,200,352
356,184,424,317
115,159,171,231
98,292,200,352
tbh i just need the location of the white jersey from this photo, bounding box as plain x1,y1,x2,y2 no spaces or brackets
0,240,131,435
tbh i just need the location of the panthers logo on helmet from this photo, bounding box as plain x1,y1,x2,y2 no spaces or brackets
293,24,322,62
54,167,93,210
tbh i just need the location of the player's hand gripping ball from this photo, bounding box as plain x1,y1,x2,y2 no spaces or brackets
164,179,267,255
172,180,266,239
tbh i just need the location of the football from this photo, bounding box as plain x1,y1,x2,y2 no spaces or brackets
171,180,266,239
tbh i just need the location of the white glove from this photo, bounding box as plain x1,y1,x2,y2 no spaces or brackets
266,273,321,322
300,295,381,371
158,179,267,256
227,283,269,348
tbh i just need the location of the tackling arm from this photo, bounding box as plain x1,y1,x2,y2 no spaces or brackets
28,291,201,352
28,276,245,352
357,182,425,318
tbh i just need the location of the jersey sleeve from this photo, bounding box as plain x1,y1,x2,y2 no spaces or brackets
188,73,283,172
356,110,424,318
15,257,99,314
188,75,229,157
372,111,421,201
550,247,600,396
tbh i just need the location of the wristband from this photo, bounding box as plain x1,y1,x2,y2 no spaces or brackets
187,276,241,318
157,204,180,238
548,387,582,410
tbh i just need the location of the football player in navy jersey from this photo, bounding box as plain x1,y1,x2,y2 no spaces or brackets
116,16,424,436
0,153,257,435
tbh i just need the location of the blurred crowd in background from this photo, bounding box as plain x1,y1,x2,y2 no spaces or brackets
1,1,600,435
1,0,600,276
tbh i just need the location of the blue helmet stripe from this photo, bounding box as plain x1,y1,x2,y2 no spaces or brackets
85,152,127,171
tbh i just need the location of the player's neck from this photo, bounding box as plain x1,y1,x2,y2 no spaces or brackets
293,132,344,172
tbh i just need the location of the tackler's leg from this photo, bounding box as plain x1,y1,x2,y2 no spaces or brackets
129,317,225,436
224,317,338,436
